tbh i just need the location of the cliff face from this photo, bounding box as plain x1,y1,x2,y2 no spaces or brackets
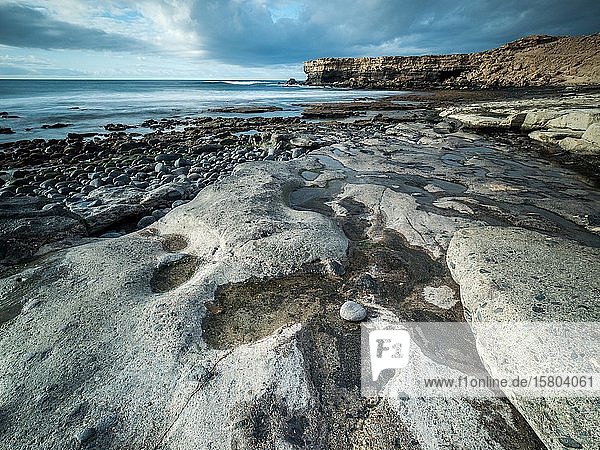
304,34,600,89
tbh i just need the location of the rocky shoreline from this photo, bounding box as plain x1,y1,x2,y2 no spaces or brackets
1,86,599,449
304,34,600,89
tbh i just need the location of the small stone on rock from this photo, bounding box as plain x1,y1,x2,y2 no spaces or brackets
340,300,367,322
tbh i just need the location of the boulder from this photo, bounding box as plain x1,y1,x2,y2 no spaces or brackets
528,129,583,145
447,227,600,450
582,123,600,147
520,110,563,130
559,137,600,155
0,196,87,269
546,110,600,131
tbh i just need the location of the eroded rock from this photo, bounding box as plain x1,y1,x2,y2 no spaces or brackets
447,227,600,450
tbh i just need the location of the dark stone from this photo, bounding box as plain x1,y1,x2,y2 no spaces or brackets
41,123,71,129
174,158,192,168
104,123,133,132
0,196,87,268
154,153,180,162
137,215,156,229
558,436,583,449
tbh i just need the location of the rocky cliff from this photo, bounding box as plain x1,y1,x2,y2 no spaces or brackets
304,34,600,89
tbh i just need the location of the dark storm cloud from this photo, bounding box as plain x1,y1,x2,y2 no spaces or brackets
1,0,598,66
0,3,149,51
187,0,600,65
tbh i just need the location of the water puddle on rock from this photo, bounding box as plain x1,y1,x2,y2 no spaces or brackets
202,226,461,350
150,254,198,293
299,170,320,181
160,234,189,252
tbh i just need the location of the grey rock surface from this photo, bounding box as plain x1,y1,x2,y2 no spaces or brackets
447,227,600,450
2,108,600,448
441,93,600,154
0,196,87,269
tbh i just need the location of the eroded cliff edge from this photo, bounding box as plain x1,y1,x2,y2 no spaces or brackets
304,34,600,89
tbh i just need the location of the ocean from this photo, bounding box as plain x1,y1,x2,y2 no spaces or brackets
0,79,398,143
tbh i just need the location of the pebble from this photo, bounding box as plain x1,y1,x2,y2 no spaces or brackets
41,202,63,211
172,199,188,208
156,252,187,269
1,117,316,240
113,174,131,184
325,260,345,277
175,157,192,167
339,300,367,322
291,148,305,158
137,215,156,229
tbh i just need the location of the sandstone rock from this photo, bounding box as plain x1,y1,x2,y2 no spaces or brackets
304,34,600,89
447,227,600,450
559,137,600,154
528,129,583,145
582,123,600,147
521,110,563,130
546,110,600,131
444,113,508,129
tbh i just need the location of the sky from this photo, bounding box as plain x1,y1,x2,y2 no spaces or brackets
0,0,598,79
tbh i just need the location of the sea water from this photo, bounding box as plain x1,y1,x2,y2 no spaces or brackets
0,79,400,142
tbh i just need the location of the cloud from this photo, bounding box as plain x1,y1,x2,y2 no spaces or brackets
0,65,86,77
0,0,598,77
0,3,151,52
181,0,600,64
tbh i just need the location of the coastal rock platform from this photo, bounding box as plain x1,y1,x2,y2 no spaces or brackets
1,95,599,448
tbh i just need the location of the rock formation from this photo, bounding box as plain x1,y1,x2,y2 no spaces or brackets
304,34,600,89
2,106,600,449
440,92,600,154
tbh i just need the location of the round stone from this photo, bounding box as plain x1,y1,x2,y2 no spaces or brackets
339,301,367,322
137,215,156,229
113,174,131,184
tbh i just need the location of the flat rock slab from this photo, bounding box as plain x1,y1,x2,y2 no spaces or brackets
0,196,88,268
3,112,600,449
0,155,545,450
447,226,600,450
440,93,600,155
